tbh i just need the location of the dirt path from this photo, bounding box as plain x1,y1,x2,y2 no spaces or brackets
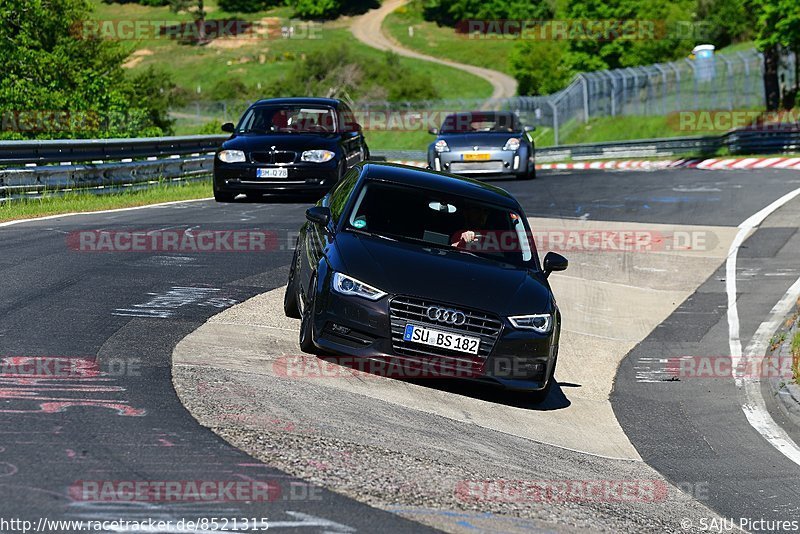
349,0,518,100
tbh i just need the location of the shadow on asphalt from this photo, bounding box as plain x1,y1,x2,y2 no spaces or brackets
320,355,574,411
233,193,322,205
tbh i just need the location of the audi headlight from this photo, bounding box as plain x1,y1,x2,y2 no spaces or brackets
503,138,521,151
218,150,246,163
434,140,449,153
509,314,552,333
301,150,335,163
332,272,386,301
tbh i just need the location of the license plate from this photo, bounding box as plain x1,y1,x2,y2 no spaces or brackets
463,153,490,161
403,324,480,355
257,168,288,179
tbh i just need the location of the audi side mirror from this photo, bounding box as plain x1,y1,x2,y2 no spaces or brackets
306,206,331,227
523,125,535,133
543,252,568,276
428,127,439,135
221,122,235,133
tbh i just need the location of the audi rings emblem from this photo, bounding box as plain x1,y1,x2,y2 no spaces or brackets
426,306,467,326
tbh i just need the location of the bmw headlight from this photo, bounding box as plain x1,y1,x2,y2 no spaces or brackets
301,150,335,163
503,138,521,151
434,140,449,153
509,314,552,333
218,150,246,163
332,272,386,301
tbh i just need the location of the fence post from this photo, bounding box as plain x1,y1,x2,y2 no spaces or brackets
602,71,616,116
719,55,734,110
548,100,559,146
685,58,698,110
669,63,681,114
654,64,668,116
578,74,590,123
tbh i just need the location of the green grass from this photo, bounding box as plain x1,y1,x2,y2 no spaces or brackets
0,180,212,222
90,0,492,106
540,114,737,147
383,6,515,75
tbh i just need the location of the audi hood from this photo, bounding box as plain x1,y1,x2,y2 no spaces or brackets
330,231,554,317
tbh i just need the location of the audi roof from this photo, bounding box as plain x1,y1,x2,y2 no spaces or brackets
358,162,519,209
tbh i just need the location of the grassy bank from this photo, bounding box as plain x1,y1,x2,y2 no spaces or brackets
90,0,492,117
0,180,212,222
383,6,514,74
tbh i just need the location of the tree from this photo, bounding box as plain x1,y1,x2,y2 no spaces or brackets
510,41,574,96
751,0,800,110
0,0,177,139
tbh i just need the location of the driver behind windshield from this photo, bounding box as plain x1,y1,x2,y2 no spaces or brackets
451,205,489,248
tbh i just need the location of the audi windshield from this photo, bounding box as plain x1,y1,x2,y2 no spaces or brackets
345,181,535,266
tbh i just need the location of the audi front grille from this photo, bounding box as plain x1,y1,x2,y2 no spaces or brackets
388,296,502,365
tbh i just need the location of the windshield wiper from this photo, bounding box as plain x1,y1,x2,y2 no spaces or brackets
349,228,396,241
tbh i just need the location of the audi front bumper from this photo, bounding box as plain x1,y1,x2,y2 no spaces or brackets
309,288,558,392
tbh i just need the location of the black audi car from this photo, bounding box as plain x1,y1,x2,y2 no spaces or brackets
284,162,567,400
427,111,536,180
213,97,369,201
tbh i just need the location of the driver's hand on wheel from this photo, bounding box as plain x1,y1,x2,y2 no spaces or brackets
452,230,477,247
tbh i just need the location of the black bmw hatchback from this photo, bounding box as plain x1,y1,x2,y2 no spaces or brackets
213,97,369,201
284,162,568,400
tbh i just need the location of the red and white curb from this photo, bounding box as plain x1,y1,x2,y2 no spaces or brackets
388,157,800,171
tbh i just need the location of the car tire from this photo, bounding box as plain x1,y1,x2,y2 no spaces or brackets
284,247,301,319
214,189,236,202
518,163,536,180
298,276,317,354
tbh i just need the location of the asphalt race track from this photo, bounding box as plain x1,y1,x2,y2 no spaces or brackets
2,166,800,532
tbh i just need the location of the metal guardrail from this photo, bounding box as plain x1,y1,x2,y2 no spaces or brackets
535,135,724,162
0,135,226,200
0,135,228,166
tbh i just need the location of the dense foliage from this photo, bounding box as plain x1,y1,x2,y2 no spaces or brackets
420,0,761,96
267,44,439,101
0,0,178,139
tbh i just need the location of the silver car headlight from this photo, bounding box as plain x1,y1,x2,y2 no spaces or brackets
509,314,552,333
434,140,449,153
332,272,386,301
218,150,246,163
503,138,521,151
301,150,335,163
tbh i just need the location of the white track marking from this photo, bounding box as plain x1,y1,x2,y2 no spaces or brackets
737,276,800,464
0,198,213,228
727,187,800,465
